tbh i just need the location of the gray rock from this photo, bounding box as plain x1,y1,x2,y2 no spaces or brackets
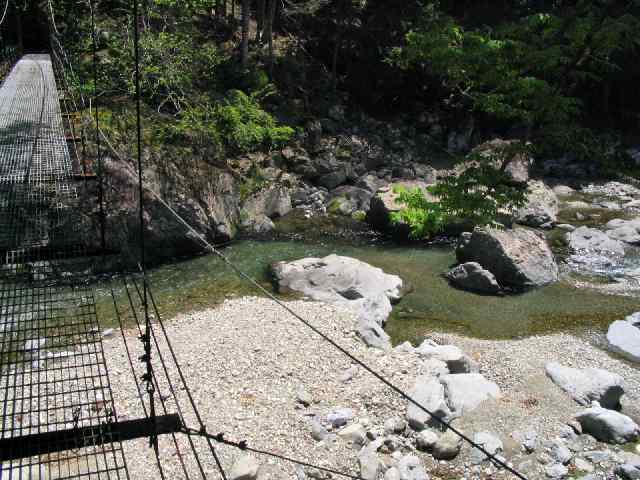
230,454,260,480
241,214,275,234
512,429,538,453
607,317,640,363
556,224,576,232
516,181,559,227
553,185,575,196
310,419,329,441
338,423,367,445
545,362,625,408
456,227,559,289
445,262,501,295
439,374,501,417
575,405,640,444
616,462,640,480
432,430,463,460
420,358,449,377
271,255,405,330
356,174,385,193
317,170,347,190
406,377,451,430
384,467,401,480
397,455,429,480
243,185,292,219
384,417,407,435
296,388,313,407
605,218,640,245
415,342,478,374
549,442,573,465
569,226,626,256
470,432,503,465
545,463,568,479
583,450,610,463
328,186,374,215
393,341,415,354
327,408,355,428
573,458,594,473
357,320,392,351
415,430,439,451
358,451,383,480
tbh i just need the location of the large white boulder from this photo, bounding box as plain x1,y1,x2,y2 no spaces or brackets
545,362,625,409
575,405,639,444
607,314,640,363
440,374,501,418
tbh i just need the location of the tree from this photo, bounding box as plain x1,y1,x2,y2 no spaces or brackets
241,0,250,67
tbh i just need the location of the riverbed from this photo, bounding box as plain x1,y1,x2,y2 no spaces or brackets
94,236,639,344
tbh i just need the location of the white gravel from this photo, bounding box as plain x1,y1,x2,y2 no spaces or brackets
100,296,640,480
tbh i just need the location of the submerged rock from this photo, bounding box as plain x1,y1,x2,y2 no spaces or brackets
545,362,625,409
604,218,640,245
456,227,559,289
445,262,501,294
568,227,625,256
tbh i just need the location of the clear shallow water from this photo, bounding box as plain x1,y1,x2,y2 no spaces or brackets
94,239,639,344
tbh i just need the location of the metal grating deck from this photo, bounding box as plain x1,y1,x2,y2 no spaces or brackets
0,55,129,480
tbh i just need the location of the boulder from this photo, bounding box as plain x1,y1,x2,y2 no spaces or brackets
366,181,435,234
338,423,367,445
470,432,503,465
317,170,347,190
397,455,428,480
516,180,559,227
432,430,463,460
604,218,640,245
549,441,572,465
616,462,640,480
230,454,260,480
439,374,501,418
415,430,439,451
607,316,640,363
358,451,383,480
271,255,405,339
568,227,625,256
545,362,625,409
357,319,392,351
328,186,374,215
242,185,292,220
326,408,355,428
545,464,568,479
384,468,401,480
445,262,501,295
456,227,559,289
575,405,640,444
406,377,451,430
240,214,274,234
415,341,478,374
355,174,385,193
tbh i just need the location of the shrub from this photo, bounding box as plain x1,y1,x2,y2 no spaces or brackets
391,142,530,239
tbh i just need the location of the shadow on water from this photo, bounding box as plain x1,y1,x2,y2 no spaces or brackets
93,236,638,345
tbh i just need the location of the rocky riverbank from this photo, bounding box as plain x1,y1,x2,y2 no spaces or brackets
103,296,640,480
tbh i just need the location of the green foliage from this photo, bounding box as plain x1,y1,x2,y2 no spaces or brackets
390,186,446,239
216,89,294,153
390,1,640,163
239,163,267,200
391,142,530,239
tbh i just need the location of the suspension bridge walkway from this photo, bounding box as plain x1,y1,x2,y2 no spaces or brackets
0,54,129,479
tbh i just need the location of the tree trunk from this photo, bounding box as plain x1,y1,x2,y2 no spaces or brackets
265,0,276,74
241,0,250,67
256,0,265,44
16,11,23,54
